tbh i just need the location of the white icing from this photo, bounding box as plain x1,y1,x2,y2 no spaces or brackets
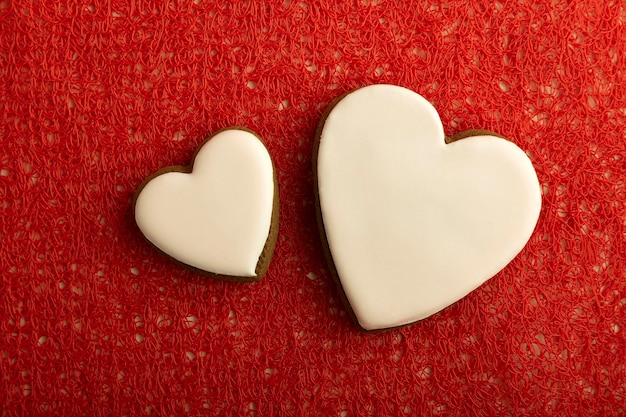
317,84,542,330
135,129,274,277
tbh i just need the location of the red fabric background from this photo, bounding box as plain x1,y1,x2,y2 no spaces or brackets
1,0,625,415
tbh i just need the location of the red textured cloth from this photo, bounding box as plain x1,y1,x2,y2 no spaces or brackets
1,0,625,415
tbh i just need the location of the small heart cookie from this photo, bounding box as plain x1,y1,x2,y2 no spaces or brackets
134,128,279,282
314,85,541,331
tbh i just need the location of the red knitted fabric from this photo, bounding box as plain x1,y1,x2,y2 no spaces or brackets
1,0,625,416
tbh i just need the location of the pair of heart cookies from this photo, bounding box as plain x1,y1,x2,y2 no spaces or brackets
134,84,542,331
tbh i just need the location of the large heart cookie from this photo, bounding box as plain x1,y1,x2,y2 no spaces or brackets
134,128,278,282
314,85,541,331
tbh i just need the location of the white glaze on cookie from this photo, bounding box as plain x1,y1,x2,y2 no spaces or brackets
135,129,274,277
317,85,542,330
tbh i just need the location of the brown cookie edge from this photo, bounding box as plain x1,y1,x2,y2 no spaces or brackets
312,92,370,331
445,129,506,144
133,127,279,283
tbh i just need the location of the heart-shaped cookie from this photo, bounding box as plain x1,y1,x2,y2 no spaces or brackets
134,128,278,282
314,85,541,331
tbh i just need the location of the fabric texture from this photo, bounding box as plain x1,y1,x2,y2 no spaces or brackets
1,0,625,415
